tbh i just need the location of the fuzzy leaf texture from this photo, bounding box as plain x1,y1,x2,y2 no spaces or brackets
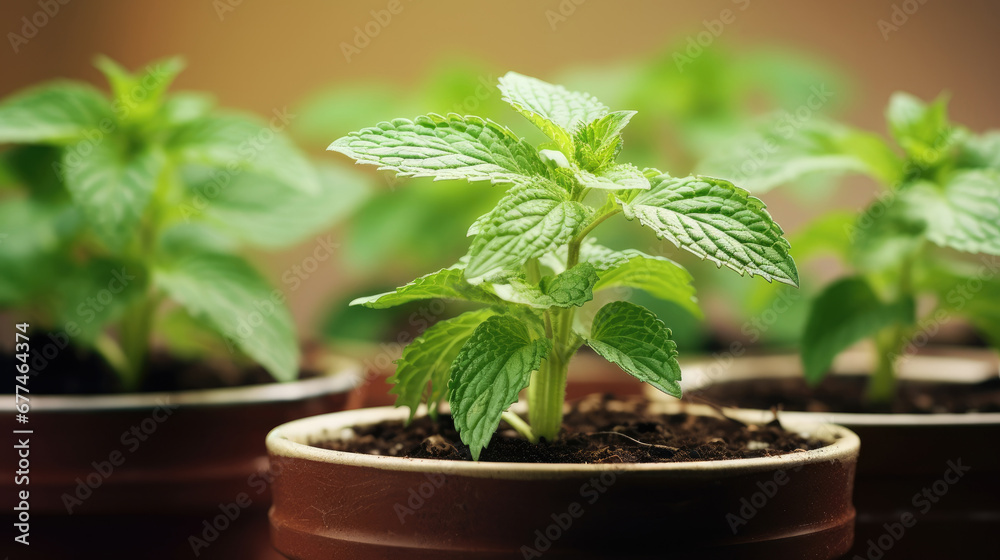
466,179,589,279
351,266,497,308
802,277,915,384
154,251,299,383
497,72,609,153
574,110,636,171
586,301,682,398
329,113,549,184
390,309,495,421
583,244,702,319
489,263,599,309
906,171,1000,256
622,175,798,285
449,315,550,460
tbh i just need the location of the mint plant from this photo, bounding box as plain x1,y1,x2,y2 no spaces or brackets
331,72,798,459
795,92,1000,403
0,56,364,391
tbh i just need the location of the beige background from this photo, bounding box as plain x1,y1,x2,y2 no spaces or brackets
2,0,997,335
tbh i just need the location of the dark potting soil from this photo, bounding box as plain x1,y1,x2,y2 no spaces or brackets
691,375,1000,414
1,338,318,394
317,394,825,463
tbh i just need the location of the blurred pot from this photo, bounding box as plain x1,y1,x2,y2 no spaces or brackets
1,353,360,559
266,404,858,559
677,350,1000,559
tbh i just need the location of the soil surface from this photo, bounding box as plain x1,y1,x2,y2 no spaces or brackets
317,394,825,463
2,338,317,394
692,376,1000,414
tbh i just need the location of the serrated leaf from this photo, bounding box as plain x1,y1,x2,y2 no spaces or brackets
0,83,113,144
574,110,636,170
351,266,497,308
60,142,164,249
916,170,1000,255
577,163,649,190
466,179,589,279
329,113,548,185
449,315,550,460
621,174,798,285
586,301,682,398
802,277,915,384
183,163,370,248
390,309,495,420
498,72,609,153
489,263,598,309
582,245,701,319
167,113,319,193
154,251,299,382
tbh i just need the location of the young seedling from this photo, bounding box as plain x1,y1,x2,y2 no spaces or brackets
0,56,364,390
331,72,799,459
796,93,1000,403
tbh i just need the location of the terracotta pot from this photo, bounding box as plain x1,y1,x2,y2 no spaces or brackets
266,404,859,559
1,354,361,559
677,351,1000,559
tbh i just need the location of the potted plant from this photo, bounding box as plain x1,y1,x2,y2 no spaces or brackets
685,93,1000,558
0,57,365,558
266,72,859,559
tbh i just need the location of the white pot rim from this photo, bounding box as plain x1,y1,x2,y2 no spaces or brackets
676,351,1000,426
1,355,361,412
266,403,860,480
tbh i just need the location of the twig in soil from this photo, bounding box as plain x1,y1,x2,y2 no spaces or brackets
593,431,680,453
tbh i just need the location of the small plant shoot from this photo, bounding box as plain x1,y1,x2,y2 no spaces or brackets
331,72,799,459
0,56,365,390
795,93,1000,403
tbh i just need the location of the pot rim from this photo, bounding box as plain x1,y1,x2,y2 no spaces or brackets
677,351,1000,426
1,355,361,412
266,404,860,480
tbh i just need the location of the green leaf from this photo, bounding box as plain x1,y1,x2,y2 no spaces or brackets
789,211,856,263
159,92,215,125
449,315,550,460
489,263,598,309
183,163,370,248
154,251,299,382
887,92,950,154
917,170,1000,255
167,113,319,193
390,308,495,420
586,301,682,398
497,72,609,153
0,82,113,144
328,113,548,185
351,266,496,309
573,110,636,171
956,131,1000,171
801,277,915,384
466,179,589,279
52,258,148,344
577,163,649,190
584,246,702,319
94,56,185,123
60,142,165,249
621,174,799,285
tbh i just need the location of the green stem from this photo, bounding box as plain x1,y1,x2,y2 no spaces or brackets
501,411,537,443
528,347,568,441
118,294,158,391
868,329,900,404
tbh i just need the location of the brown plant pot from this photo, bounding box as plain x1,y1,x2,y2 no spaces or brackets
1,354,361,559
266,404,859,559
676,351,1000,559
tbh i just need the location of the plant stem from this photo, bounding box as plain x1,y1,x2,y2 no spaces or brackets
868,328,900,404
528,345,568,441
501,411,537,443
118,294,157,392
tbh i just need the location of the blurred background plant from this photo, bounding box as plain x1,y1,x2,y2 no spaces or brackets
0,56,369,391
